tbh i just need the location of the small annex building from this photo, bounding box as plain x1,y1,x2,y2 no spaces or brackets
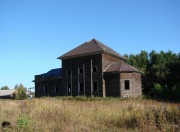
34,39,142,97
0,89,18,99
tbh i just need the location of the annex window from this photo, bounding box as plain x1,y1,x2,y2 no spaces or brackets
55,86,59,93
93,66,97,72
125,80,130,90
67,83,71,93
80,83,84,92
44,86,48,94
67,70,71,75
93,81,98,91
80,68,83,74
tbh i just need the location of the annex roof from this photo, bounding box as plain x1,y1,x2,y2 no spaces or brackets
41,68,62,79
0,89,17,97
34,68,62,82
58,39,126,60
104,61,142,74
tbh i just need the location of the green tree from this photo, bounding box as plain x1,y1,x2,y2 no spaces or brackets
138,50,148,72
1,86,9,90
125,50,180,100
14,84,27,100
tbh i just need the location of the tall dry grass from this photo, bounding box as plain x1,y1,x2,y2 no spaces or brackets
0,97,179,131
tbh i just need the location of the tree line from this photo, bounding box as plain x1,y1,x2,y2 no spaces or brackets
124,50,180,101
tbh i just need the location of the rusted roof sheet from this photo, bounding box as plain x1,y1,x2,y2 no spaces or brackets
0,89,17,96
58,39,126,60
104,61,142,73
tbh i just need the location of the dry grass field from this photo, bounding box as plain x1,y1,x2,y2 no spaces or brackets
0,97,179,132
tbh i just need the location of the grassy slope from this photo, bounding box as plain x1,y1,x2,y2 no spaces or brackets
0,97,179,132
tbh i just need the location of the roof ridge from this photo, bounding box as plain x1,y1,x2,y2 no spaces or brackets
104,61,143,74
122,62,143,73
104,62,118,72
103,63,113,72
117,61,123,70
92,39,127,60
92,39,104,49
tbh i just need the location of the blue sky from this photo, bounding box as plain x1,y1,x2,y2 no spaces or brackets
0,0,180,89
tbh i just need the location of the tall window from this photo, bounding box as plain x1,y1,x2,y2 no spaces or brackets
80,68,83,74
93,66,97,72
44,86,48,94
93,81,98,91
67,83,71,93
80,83,84,92
125,80,130,90
55,86,59,93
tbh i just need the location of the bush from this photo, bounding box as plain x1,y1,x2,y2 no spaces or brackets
16,116,31,131
151,83,180,101
16,87,27,100
14,84,27,100
152,83,163,98
162,85,171,99
172,83,180,101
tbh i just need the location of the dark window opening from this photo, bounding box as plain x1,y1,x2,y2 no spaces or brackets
67,70,71,75
55,86,59,93
93,67,97,72
125,80,130,90
68,83,71,93
44,86,48,94
80,68,83,74
80,83,84,92
93,81,98,91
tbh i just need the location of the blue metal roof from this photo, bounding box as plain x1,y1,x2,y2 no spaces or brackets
40,68,62,80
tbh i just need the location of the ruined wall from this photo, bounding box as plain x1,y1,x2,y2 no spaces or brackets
61,54,103,96
35,78,62,97
104,73,120,97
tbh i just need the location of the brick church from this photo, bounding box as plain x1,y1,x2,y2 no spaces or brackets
34,39,142,97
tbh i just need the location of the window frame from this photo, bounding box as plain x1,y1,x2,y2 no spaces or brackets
79,68,84,74
79,82,84,92
55,86,59,93
93,66,98,72
125,80,130,90
67,83,71,93
44,85,48,94
93,81,98,92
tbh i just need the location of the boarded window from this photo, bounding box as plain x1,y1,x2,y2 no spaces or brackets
93,67,97,72
44,86,48,94
80,83,84,92
93,81,98,91
55,86,59,93
125,80,130,90
80,68,83,74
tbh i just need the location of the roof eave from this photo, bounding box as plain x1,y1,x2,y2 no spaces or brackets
104,70,143,74
103,52,127,61
33,77,62,82
58,52,127,61
58,51,103,60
